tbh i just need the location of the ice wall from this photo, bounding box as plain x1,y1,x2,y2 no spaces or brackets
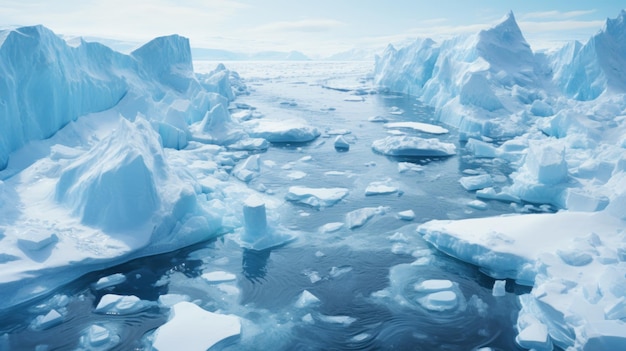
0,25,129,169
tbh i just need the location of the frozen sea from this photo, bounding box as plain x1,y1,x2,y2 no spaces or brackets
2,61,533,350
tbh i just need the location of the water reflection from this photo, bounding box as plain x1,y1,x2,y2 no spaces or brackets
242,248,272,283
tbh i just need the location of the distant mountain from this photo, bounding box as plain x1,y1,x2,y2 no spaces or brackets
191,48,310,61
324,47,381,61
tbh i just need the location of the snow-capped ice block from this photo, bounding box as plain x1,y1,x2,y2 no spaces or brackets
334,135,350,150
285,186,349,208
79,324,119,349
371,136,456,157
197,63,235,101
131,34,194,93
346,206,387,229
31,309,63,330
397,210,415,221
459,174,493,191
241,195,268,243
55,119,161,231
152,301,241,351
0,26,129,170
418,291,459,312
92,273,127,290
516,321,552,351
233,154,261,182
468,199,488,210
295,290,320,308
246,119,321,143
476,187,520,203
202,271,236,283
365,180,398,196
465,138,499,158
384,122,449,135
94,294,150,315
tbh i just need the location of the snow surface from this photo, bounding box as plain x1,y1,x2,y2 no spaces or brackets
371,135,456,157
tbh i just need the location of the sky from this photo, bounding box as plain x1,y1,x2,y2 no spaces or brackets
0,1,624,58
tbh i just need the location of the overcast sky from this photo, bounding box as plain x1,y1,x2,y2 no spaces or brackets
0,1,623,57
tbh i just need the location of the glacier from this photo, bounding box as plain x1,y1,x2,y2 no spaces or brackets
375,10,626,351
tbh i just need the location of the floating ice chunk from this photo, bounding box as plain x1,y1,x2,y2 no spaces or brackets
334,136,350,150
241,195,268,243
365,180,398,196
344,96,364,102
94,294,148,315
329,266,353,278
202,271,237,283
158,294,190,307
286,171,307,180
368,115,390,123
319,222,344,233
247,119,320,143
152,302,241,351
233,154,261,182
417,291,459,312
465,138,499,158
318,314,356,325
295,290,320,308
459,174,493,191
285,186,349,208
389,106,404,115
476,187,520,203
525,142,568,185
397,210,415,221
80,324,119,349
492,280,506,297
414,279,454,292
384,122,449,135
17,232,59,252
468,200,488,210
227,138,269,151
397,162,424,173
93,273,127,290
31,309,63,330
346,206,387,229
372,136,456,157
515,322,551,351
303,270,322,284
302,313,314,324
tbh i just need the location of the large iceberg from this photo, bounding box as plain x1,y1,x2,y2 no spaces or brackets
377,10,626,351
0,25,253,309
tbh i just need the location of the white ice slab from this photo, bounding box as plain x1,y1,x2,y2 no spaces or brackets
384,122,449,135
372,136,456,157
285,186,349,208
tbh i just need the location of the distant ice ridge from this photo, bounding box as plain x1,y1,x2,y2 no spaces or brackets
376,10,626,351
0,25,260,310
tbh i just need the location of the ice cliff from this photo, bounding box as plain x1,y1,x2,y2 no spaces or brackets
0,26,248,309
376,10,626,351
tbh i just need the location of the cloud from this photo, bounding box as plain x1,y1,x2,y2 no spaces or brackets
255,19,346,33
521,10,597,20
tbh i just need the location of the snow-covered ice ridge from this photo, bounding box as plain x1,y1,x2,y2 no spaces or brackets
0,25,272,310
376,10,626,351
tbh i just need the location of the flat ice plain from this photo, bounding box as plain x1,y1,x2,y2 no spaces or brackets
1,10,626,351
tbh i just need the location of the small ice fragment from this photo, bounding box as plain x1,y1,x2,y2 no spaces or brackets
302,313,314,324
492,280,506,297
368,115,389,123
286,171,307,180
398,210,415,221
319,222,344,233
350,333,370,342
286,186,349,208
295,290,320,308
417,291,458,311
414,280,454,292
384,121,448,134
388,232,409,242
202,271,236,283
85,325,112,347
94,295,147,315
459,174,493,191
93,273,127,290
365,181,398,196
468,200,488,210
329,266,352,278
334,135,350,151
318,315,356,325
32,309,63,330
